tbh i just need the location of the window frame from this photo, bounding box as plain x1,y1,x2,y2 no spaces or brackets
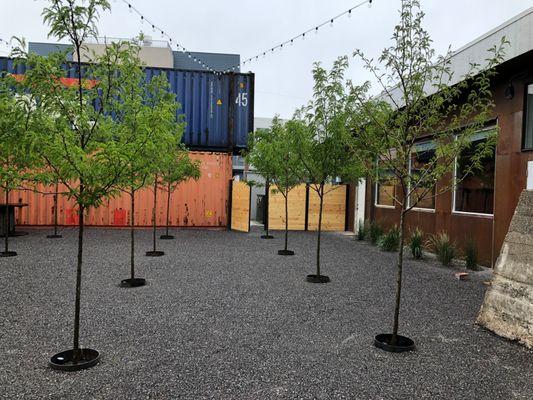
374,159,396,209
452,127,496,217
522,82,533,151
407,140,437,212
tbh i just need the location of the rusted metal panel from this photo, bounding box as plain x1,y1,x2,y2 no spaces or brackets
11,152,232,228
365,52,533,266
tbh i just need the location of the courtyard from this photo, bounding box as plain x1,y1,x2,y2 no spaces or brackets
1,227,532,399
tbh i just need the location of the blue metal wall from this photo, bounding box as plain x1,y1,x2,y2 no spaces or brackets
0,57,253,153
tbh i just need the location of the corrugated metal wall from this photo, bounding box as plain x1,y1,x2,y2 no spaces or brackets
0,57,254,152
9,152,232,228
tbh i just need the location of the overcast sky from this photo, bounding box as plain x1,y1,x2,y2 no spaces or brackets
2,0,533,118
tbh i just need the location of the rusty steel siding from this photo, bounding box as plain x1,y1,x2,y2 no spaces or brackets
11,152,232,228
362,51,533,266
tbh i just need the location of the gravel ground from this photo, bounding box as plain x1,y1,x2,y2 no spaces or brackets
0,226,532,400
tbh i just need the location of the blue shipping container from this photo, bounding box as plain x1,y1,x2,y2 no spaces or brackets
0,57,254,153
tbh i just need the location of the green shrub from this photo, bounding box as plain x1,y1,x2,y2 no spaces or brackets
379,226,400,251
357,220,367,241
410,228,424,259
369,221,383,245
429,232,455,266
464,239,480,270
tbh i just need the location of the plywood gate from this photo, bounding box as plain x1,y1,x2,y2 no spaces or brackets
268,184,347,232
230,180,251,232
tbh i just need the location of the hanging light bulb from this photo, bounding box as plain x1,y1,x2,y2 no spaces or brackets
152,24,155,32
290,39,294,46
128,4,132,13
315,27,319,34
330,19,334,27
302,33,305,40
160,31,164,39
368,0,373,8
140,15,144,25
348,9,352,18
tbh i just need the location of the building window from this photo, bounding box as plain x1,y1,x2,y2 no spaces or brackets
524,84,533,150
409,141,436,210
454,132,496,215
375,167,396,207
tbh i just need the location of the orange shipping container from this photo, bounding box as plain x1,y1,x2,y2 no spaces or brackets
9,152,232,228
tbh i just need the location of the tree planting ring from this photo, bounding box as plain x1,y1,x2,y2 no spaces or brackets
46,234,62,239
145,251,165,257
49,348,100,371
306,274,330,283
278,250,295,256
120,278,146,287
374,334,415,353
160,235,174,240
0,251,17,257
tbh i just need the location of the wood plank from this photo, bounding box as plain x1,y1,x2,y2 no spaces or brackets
268,184,307,230
231,181,250,232
308,185,347,231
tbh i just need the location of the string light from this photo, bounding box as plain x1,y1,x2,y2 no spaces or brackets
0,37,15,54
234,0,373,72
120,0,374,74
121,1,218,73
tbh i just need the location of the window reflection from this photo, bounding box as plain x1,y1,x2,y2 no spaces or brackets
454,138,495,214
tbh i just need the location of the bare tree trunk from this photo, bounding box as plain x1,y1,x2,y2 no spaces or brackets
53,182,59,236
72,204,84,362
316,183,324,277
4,189,9,253
391,209,406,345
265,180,270,236
130,191,135,280
152,179,157,252
165,183,171,236
284,192,289,251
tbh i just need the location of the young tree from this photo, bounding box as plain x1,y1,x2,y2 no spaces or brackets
159,147,201,240
272,119,304,255
350,0,506,351
46,180,63,239
245,128,279,240
143,91,184,258
112,40,182,285
18,0,131,369
293,57,363,282
0,73,36,257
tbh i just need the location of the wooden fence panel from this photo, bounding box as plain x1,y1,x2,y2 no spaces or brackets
267,185,307,230
307,185,347,231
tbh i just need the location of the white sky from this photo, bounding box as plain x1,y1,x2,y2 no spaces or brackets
2,0,533,118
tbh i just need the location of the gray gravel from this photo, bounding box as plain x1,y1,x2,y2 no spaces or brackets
0,226,532,399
